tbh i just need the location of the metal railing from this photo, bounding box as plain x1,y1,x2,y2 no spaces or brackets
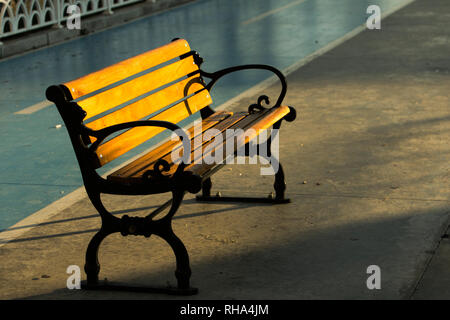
0,0,145,42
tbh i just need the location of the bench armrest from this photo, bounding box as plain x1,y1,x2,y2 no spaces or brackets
86,120,191,165
201,64,287,107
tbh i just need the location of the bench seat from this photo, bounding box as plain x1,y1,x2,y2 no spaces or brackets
108,106,290,185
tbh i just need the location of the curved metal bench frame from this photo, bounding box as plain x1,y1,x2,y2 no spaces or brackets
46,45,296,295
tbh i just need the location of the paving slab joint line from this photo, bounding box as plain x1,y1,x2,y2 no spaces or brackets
408,212,450,299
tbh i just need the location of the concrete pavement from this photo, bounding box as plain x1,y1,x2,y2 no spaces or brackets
0,0,448,299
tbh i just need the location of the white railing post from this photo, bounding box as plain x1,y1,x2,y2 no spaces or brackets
0,0,9,44
54,0,63,28
105,0,113,15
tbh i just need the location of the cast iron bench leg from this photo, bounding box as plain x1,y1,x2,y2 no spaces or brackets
196,127,290,204
201,177,212,198
157,222,194,292
274,161,287,201
84,230,108,284
81,190,198,295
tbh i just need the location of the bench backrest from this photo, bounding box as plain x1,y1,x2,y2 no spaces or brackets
58,39,212,168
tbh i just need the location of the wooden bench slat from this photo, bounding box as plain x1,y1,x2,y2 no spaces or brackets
127,111,248,181
95,89,213,167
107,107,289,183
86,74,206,131
177,110,272,177
109,111,232,180
65,39,191,100
186,106,290,177
80,56,200,121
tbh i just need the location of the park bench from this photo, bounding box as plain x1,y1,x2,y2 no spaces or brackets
46,38,296,295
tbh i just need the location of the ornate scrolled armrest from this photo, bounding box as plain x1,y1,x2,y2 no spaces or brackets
85,120,191,178
200,64,287,108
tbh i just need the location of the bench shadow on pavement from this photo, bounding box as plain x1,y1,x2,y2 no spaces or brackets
0,199,262,244
13,203,450,300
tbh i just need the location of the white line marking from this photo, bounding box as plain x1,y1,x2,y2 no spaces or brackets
14,100,53,115
241,0,308,26
0,0,416,246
